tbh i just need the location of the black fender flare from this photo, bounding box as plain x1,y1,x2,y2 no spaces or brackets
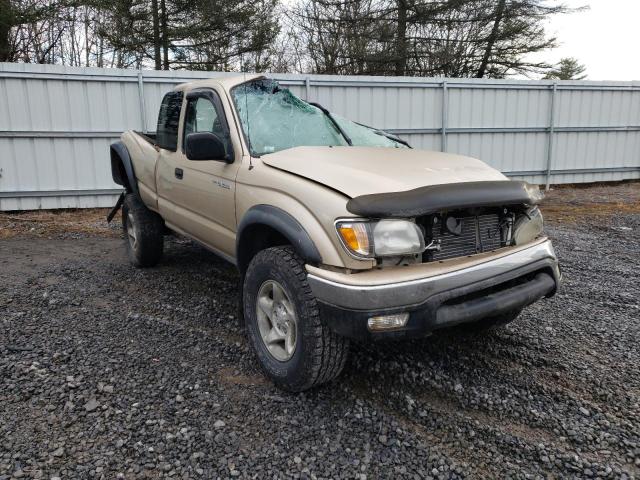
110,141,139,196
236,205,323,273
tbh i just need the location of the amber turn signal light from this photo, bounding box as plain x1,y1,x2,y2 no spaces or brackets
336,222,372,257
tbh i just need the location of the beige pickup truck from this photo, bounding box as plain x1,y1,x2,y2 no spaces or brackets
108,74,561,391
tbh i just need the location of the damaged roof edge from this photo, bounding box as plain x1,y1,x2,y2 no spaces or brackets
346,180,544,218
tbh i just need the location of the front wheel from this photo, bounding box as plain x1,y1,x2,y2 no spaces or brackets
243,246,349,392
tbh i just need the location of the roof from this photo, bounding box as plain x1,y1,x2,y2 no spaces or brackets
174,73,265,93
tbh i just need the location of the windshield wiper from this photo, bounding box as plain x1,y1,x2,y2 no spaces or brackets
308,101,353,146
354,121,411,148
373,130,411,148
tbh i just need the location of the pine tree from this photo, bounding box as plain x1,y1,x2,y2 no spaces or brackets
543,57,587,80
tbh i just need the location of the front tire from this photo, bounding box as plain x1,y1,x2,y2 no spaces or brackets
243,246,349,392
122,193,164,268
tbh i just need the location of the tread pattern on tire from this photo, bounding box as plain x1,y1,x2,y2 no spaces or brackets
122,193,164,268
245,246,349,391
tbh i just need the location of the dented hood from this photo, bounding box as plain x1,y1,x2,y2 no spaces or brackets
260,146,508,198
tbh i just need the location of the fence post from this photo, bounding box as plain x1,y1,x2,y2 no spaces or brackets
137,71,147,133
305,76,310,101
441,80,448,152
545,82,557,190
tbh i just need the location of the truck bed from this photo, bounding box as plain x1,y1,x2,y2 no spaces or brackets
121,130,160,209
135,131,157,145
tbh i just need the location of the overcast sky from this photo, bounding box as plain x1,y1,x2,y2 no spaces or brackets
532,0,640,81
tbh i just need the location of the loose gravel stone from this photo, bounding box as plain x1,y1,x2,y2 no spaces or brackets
0,204,639,478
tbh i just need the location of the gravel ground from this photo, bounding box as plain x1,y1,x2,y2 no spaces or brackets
1,185,639,479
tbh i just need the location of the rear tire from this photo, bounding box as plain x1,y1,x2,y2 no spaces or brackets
122,193,164,268
243,246,349,392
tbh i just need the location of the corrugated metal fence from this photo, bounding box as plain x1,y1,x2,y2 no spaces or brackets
1,63,639,210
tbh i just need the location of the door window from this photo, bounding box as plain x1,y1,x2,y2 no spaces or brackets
184,96,226,140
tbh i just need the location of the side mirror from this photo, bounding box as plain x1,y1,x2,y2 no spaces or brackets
185,132,232,162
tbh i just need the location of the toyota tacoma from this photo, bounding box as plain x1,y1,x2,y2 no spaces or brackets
108,75,561,391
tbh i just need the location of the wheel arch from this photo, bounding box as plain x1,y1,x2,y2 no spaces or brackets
236,205,322,275
110,141,139,195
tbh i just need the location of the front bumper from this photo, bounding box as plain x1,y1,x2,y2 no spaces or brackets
306,238,561,340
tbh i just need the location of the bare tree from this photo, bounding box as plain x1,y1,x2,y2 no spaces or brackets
290,0,577,78
1,0,582,78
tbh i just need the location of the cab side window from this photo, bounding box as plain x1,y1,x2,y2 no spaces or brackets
156,91,183,151
183,96,227,141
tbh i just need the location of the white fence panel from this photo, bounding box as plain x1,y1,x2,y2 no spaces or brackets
0,63,639,210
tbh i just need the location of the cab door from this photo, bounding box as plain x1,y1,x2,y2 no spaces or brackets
157,88,241,259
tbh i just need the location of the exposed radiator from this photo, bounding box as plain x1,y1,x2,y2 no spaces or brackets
430,214,504,261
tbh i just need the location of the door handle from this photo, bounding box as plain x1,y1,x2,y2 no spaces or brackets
175,168,183,180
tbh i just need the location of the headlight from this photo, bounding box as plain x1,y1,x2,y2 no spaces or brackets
512,207,544,246
336,219,425,258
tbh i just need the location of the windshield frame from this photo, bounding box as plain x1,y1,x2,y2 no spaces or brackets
229,78,263,157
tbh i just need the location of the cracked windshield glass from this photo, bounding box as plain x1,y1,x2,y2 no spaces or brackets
231,79,408,156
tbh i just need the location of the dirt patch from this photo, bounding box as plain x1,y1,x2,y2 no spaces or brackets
0,208,118,239
218,366,269,387
541,181,640,224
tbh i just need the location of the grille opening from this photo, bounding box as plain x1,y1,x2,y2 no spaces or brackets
418,207,515,262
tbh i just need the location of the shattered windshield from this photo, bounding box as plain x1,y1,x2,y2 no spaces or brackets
231,79,408,156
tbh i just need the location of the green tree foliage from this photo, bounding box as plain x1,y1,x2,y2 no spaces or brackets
94,0,281,70
543,56,587,80
0,0,280,69
0,0,12,61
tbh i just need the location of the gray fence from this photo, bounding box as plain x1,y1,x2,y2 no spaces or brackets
1,62,639,211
